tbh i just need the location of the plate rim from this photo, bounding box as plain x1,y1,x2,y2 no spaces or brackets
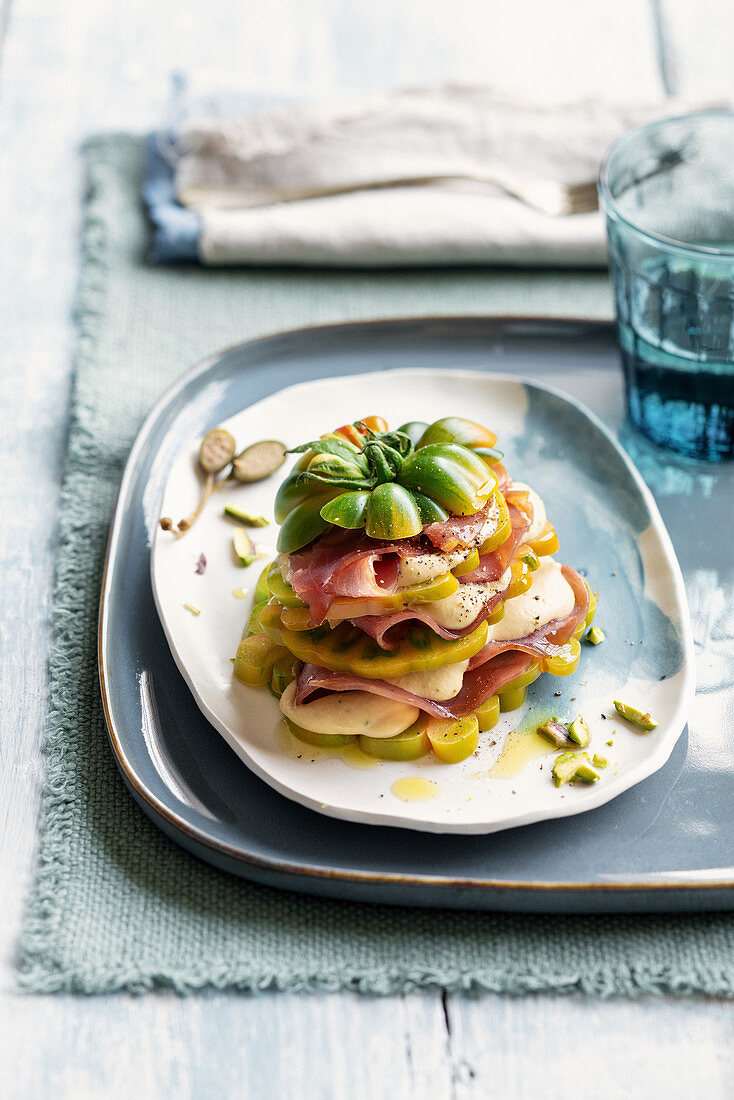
99,314,712,893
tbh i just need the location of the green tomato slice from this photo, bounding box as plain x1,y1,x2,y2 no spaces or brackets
267,564,306,607
273,455,312,524
399,444,496,515
498,685,528,712
258,601,285,645
253,563,271,604
477,490,511,554
496,660,543,712
276,496,332,553
359,723,430,761
245,599,268,637
365,483,423,540
279,618,489,679
270,655,302,698
416,417,497,450
319,490,370,529
284,717,356,749
410,491,449,525
541,638,581,677
234,634,288,686
396,421,429,447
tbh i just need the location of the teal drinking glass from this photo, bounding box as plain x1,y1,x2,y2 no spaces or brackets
599,111,734,460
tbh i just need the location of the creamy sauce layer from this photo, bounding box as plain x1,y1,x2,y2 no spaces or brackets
389,660,470,701
484,557,574,642
396,498,501,586
279,681,418,738
413,568,511,630
396,549,467,586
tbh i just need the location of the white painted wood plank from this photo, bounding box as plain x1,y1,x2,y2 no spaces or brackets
6,988,734,1100
0,0,83,990
0,0,730,1098
3,992,452,1100
659,0,734,98
446,993,734,1099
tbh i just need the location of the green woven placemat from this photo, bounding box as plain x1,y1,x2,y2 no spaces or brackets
19,134,734,996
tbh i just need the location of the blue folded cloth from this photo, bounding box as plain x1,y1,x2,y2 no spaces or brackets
143,134,200,263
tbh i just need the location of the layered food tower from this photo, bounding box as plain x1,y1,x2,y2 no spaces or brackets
235,416,596,764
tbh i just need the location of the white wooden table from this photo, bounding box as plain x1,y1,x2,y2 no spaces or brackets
2,1,734,1095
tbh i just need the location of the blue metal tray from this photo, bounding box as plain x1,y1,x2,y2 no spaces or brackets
99,317,734,911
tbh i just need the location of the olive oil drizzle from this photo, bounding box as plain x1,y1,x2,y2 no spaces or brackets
490,724,556,779
390,777,441,802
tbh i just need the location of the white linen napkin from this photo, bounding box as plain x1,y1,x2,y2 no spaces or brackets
172,86,701,267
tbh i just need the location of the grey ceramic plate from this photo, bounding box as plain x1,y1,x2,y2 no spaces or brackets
100,317,734,912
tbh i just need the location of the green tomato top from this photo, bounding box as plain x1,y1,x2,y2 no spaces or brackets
275,416,503,552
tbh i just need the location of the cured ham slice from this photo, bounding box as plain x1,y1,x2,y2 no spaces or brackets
457,499,531,584
491,462,511,491
422,498,496,552
467,566,589,669
295,649,534,720
293,566,589,719
288,497,501,623
288,530,413,623
350,582,508,649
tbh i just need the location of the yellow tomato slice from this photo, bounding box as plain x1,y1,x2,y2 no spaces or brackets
524,522,559,557
426,714,479,764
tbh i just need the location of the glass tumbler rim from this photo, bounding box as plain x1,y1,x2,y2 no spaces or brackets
598,108,734,260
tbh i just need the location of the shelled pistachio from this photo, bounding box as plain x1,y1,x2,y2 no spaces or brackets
613,699,658,730
552,751,600,787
